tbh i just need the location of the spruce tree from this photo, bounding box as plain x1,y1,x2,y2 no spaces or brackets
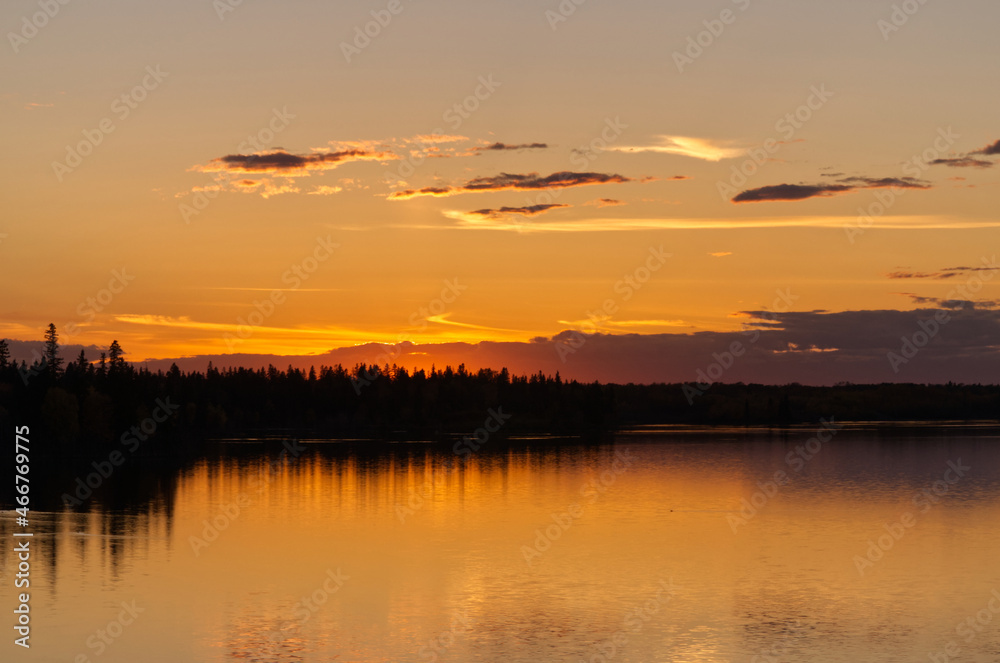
44,323,62,377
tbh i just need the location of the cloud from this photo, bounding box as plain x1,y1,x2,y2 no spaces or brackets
463,171,631,192
732,183,854,203
557,318,688,330
887,263,999,280
608,135,746,161
444,204,571,226
408,215,1000,233
408,134,469,144
584,198,626,208
468,142,548,153
896,293,998,310
390,186,454,200
928,139,1000,168
388,171,633,200
709,252,733,258
971,139,1000,156
886,271,962,280
141,307,1000,386
462,204,570,220
929,157,994,169
194,149,397,174
732,176,930,203
308,185,344,196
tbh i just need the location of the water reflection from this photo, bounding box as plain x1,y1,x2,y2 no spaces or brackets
2,429,1000,662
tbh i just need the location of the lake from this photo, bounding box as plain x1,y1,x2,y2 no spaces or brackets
3,425,1000,662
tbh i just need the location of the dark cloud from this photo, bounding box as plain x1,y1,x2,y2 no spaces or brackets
142,307,1000,385
732,176,930,203
391,186,451,198
4,340,104,366
887,271,962,280
928,139,1000,168
897,293,995,310
389,171,633,200
465,204,569,219
838,176,931,189
197,149,396,173
929,157,994,169
585,198,626,207
469,142,548,153
463,171,631,191
732,183,854,203
972,139,1000,156
887,263,999,280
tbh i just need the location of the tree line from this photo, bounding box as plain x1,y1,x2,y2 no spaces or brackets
1,325,999,456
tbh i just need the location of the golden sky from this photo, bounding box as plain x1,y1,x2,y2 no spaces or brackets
2,0,999,380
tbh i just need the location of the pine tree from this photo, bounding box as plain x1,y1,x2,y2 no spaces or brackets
0,338,9,369
44,323,62,377
108,340,126,373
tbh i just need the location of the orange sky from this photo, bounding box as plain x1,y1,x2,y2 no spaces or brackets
2,0,998,377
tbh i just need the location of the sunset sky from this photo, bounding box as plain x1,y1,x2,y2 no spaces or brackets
3,0,999,383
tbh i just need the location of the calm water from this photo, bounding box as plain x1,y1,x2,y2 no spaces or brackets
3,428,1000,662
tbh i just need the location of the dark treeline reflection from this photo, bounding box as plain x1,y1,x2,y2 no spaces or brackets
5,434,1000,592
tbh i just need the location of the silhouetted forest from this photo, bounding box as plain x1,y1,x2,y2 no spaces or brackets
2,328,1000,457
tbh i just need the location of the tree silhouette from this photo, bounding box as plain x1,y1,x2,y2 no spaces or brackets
108,340,126,374
0,339,9,369
44,323,62,377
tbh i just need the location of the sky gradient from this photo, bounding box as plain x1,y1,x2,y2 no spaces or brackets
3,0,999,383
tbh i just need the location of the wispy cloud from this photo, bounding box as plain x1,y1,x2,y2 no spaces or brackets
467,142,548,154
608,135,746,161
929,139,1000,168
929,156,994,169
194,149,397,174
887,263,999,280
886,271,962,280
556,318,688,329
461,204,569,219
308,185,344,195
732,176,930,203
896,292,999,310
971,139,1000,156
388,171,633,200
423,215,997,233
584,198,626,208
115,314,363,339
407,134,469,144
